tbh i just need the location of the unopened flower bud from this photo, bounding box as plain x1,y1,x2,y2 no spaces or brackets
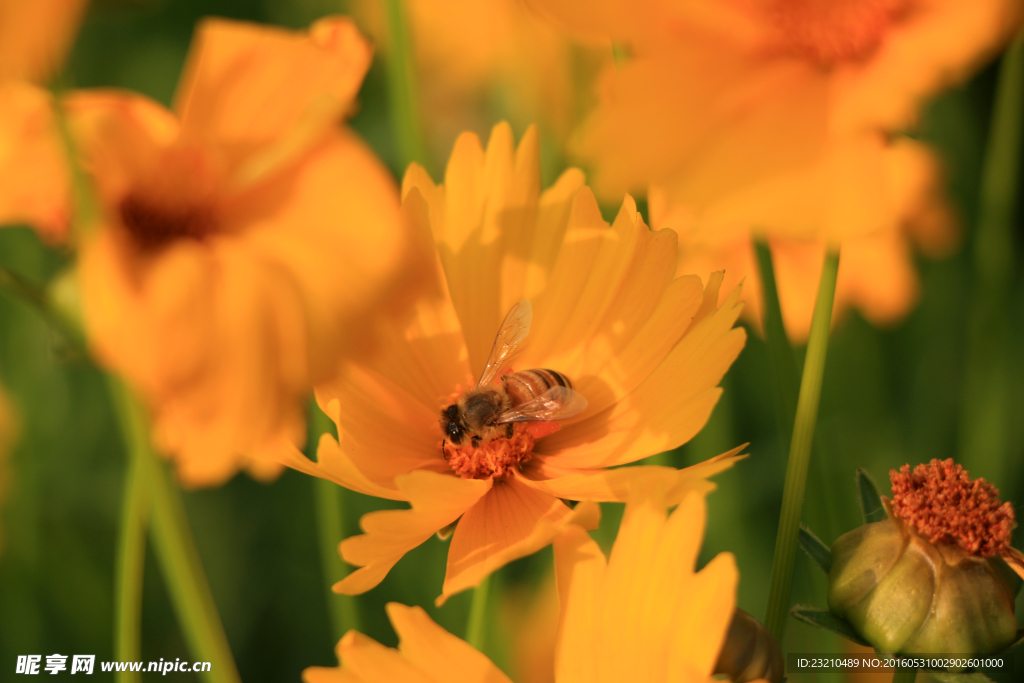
828,459,1020,655
714,608,784,683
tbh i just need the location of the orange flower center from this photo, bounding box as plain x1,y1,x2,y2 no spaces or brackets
890,458,1016,557
443,424,537,480
765,0,911,66
118,145,221,253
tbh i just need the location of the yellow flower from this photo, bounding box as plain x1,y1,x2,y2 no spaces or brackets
303,492,742,683
525,0,1003,338
276,123,747,602
530,0,1018,220
0,18,413,486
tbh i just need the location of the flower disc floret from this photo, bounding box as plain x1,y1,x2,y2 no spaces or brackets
890,458,1015,557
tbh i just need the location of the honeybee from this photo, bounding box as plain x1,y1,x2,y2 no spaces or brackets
440,300,587,449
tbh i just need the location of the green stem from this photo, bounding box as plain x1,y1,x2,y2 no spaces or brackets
384,0,428,171
310,401,361,641
959,34,1024,482
891,666,917,683
110,379,151,683
753,240,800,454
107,378,241,683
763,249,840,642
465,573,492,652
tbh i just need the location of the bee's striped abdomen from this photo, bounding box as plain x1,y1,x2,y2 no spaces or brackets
503,368,572,407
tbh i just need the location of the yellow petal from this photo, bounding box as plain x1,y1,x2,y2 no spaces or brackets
0,0,87,83
387,603,514,683
335,471,491,595
433,123,545,376
553,492,737,683
304,603,512,683
521,445,746,503
441,479,598,603
553,524,606,683
0,82,71,239
520,191,703,418
539,281,745,467
667,552,737,679
334,631,434,683
175,17,371,151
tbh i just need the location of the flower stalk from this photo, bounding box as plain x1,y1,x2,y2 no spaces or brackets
310,401,361,642
110,377,150,683
384,0,428,170
108,377,241,683
960,32,1024,484
465,573,492,652
763,248,840,641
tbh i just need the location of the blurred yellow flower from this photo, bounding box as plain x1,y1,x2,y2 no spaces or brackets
526,0,1009,338
276,123,747,602
530,0,1018,227
0,18,413,487
303,492,742,683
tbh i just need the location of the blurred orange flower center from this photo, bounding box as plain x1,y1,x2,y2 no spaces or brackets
765,0,910,65
118,145,222,253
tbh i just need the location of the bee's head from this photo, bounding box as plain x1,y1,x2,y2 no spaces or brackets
441,404,464,444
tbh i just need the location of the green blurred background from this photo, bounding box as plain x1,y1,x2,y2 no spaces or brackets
0,0,1022,681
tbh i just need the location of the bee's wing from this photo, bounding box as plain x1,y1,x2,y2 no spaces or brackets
494,386,588,424
478,299,533,387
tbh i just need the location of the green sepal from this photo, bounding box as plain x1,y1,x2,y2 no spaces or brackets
790,605,870,647
798,524,831,574
856,468,886,524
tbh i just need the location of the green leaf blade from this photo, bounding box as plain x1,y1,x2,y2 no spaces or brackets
856,468,887,524
798,524,832,574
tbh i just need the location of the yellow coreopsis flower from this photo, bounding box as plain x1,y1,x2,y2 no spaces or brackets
303,492,744,683
276,122,747,603
0,18,414,487
525,0,1009,339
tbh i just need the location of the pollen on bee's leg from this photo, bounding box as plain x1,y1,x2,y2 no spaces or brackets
443,424,537,480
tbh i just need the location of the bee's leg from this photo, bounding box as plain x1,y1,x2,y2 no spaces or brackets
441,439,447,459
505,423,514,439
